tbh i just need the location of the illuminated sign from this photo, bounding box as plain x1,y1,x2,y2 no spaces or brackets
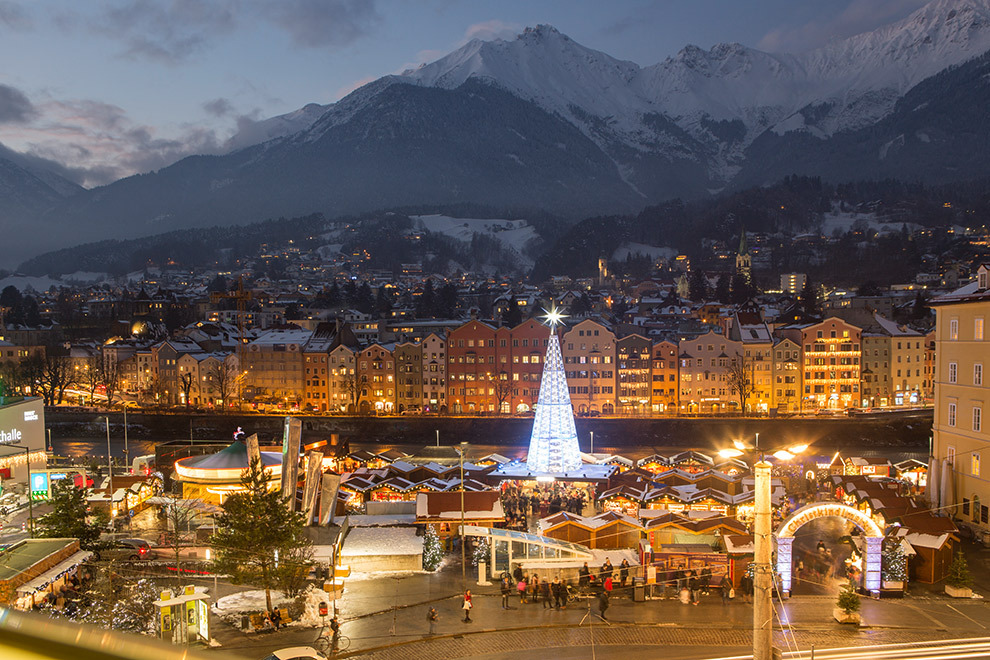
31,472,48,493
23,410,38,422
0,428,22,444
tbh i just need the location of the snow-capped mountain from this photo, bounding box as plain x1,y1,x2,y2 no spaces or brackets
13,0,990,267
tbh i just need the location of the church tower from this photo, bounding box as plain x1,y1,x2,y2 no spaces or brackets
735,229,752,283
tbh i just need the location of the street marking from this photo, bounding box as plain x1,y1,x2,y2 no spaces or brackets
946,604,988,630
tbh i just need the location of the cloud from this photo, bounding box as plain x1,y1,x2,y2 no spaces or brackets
758,0,929,53
0,95,225,187
203,97,234,117
0,0,31,29
261,0,381,48
463,19,518,43
94,0,239,64
0,84,35,123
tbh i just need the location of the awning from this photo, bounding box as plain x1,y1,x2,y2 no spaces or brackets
16,550,93,594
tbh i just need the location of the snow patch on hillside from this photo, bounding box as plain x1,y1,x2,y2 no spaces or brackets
411,214,539,269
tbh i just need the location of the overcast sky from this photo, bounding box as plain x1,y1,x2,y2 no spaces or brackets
0,0,930,188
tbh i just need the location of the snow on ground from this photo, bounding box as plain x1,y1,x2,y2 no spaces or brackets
820,209,922,236
213,585,332,630
410,214,539,269
340,527,424,557
611,242,676,262
0,274,60,293
61,271,110,283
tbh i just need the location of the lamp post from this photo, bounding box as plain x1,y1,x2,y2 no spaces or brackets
720,438,807,660
458,441,468,584
101,416,114,512
3,443,34,538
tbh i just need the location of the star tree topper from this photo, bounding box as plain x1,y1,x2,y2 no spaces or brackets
541,306,567,329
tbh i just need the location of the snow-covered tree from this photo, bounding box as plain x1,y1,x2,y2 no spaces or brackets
423,526,443,571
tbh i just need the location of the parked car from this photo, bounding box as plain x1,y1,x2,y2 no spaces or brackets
97,538,151,561
261,647,327,660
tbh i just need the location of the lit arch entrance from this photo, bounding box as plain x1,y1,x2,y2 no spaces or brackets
775,502,884,595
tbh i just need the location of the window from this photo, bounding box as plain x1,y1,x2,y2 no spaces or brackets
949,362,957,383
975,406,983,432
973,453,981,477
977,318,985,341
948,446,956,464
976,364,983,387
948,402,957,427
950,318,959,340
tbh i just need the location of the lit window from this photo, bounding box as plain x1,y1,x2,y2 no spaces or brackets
973,453,981,477
950,319,959,340
977,318,985,341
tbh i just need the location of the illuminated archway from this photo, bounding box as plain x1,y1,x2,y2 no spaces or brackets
775,502,884,594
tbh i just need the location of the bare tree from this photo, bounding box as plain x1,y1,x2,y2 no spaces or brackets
494,370,512,414
82,355,102,406
726,352,756,413
25,352,76,405
179,371,194,409
99,354,120,408
209,358,239,411
160,496,206,578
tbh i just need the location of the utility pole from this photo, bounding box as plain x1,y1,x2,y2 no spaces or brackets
753,459,773,660
459,441,468,584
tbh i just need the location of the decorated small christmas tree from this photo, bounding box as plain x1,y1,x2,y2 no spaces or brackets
837,580,861,614
881,539,907,583
946,551,973,589
472,537,490,567
423,526,443,572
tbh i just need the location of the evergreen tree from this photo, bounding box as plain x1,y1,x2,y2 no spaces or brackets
417,280,437,318
881,539,907,583
689,269,709,301
438,283,459,318
569,293,593,317
800,278,820,318
423,526,443,571
714,274,731,303
837,580,861,614
212,456,313,611
477,282,493,318
946,551,973,589
36,478,104,550
729,273,752,304
375,285,394,318
355,283,375,314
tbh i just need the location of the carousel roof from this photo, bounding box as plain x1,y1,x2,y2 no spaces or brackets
174,440,283,482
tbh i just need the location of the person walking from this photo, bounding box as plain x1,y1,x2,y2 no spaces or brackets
541,576,552,608
619,559,630,588
604,576,613,594
598,589,610,621
530,575,540,605
427,607,438,635
579,562,591,591
518,575,528,604
462,590,473,623
551,577,563,610
740,573,754,604
601,558,614,584
719,574,732,605
689,571,701,605
501,576,511,609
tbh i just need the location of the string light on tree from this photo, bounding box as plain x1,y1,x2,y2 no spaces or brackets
525,307,582,474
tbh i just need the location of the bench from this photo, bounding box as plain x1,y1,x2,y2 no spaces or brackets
248,609,292,632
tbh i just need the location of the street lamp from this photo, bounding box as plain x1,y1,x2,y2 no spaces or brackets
719,437,807,660
99,416,114,510
457,441,468,583
2,443,34,537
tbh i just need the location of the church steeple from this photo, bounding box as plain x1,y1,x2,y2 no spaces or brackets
735,228,752,283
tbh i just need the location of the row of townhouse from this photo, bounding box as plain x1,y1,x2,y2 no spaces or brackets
85,307,928,414
228,307,928,415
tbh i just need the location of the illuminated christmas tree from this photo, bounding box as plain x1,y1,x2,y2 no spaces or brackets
526,308,582,474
